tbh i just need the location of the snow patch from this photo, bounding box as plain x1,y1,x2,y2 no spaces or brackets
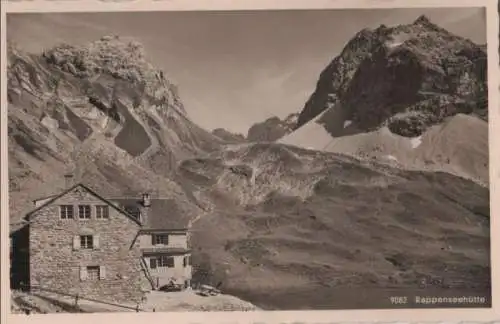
41,116,59,130
279,110,332,150
385,33,411,49
387,41,403,48
84,107,103,119
343,120,352,128
410,136,422,149
100,115,109,129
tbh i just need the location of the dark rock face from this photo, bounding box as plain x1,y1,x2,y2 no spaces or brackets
247,113,299,142
295,15,487,137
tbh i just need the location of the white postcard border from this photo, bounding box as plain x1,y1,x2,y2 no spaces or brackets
1,0,499,323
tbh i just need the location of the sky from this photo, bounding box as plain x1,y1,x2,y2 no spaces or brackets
7,8,486,134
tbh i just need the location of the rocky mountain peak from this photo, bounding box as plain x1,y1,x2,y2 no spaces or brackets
294,16,487,136
43,35,147,81
413,14,436,28
7,37,223,219
41,36,186,116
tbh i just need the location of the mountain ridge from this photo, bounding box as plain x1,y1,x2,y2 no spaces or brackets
7,37,223,222
246,113,299,143
243,15,486,144
239,15,491,186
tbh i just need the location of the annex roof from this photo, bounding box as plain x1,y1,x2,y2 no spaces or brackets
112,198,191,231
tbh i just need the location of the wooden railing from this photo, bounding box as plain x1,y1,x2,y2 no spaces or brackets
17,284,146,313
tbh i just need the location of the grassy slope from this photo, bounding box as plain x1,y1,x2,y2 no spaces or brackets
184,143,490,310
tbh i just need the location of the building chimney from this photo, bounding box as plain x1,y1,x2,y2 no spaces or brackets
64,174,74,189
142,193,151,207
140,193,151,227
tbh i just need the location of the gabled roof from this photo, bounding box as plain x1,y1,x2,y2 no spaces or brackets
25,183,142,226
112,198,191,230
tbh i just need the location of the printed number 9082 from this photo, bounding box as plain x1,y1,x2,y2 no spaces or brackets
390,296,408,305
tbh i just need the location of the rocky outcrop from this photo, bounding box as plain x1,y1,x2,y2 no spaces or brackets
295,15,487,137
41,36,186,115
247,113,299,142
7,37,219,221
212,128,246,143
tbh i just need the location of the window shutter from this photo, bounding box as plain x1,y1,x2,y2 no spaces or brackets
167,256,174,268
94,235,100,249
73,236,81,250
150,258,157,269
99,266,106,280
80,266,88,281
151,235,155,245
